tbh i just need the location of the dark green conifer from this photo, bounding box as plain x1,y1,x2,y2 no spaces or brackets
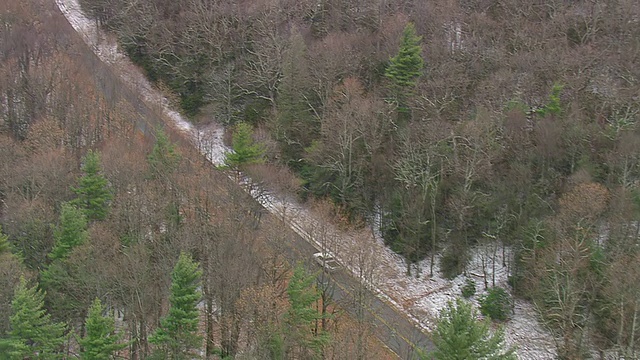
149,252,202,359
1,277,66,359
79,298,127,360
284,264,329,358
224,122,264,168
49,203,88,261
385,23,424,90
0,225,9,254
72,150,112,221
148,130,181,178
431,298,516,360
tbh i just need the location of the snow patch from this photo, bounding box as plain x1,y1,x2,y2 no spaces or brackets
55,0,231,166
55,0,556,357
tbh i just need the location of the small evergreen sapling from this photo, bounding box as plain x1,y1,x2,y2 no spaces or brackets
479,287,512,321
224,122,265,168
535,83,564,118
461,278,476,298
431,298,515,360
0,225,9,254
148,130,181,178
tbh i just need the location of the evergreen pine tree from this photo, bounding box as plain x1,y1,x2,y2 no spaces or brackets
148,130,181,179
79,298,127,360
284,264,329,358
385,23,424,89
275,31,316,166
71,150,112,221
0,225,22,356
49,203,88,261
385,22,424,111
0,277,66,359
39,260,84,326
431,298,516,360
41,203,89,331
224,122,264,168
149,252,202,359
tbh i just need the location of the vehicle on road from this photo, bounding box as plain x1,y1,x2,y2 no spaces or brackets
313,252,339,272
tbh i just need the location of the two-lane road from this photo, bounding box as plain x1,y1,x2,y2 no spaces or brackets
53,1,435,356
260,204,434,358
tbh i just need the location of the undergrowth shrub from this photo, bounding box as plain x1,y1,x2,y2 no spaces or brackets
479,287,512,321
440,245,468,280
461,279,476,298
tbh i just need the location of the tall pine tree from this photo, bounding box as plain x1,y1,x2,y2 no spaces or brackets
275,31,316,167
71,150,112,221
385,22,424,112
149,252,202,359
385,22,424,88
79,298,127,360
49,202,88,261
430,298,516,360
0,277,66,359
0,225,25,348
283,264,329,359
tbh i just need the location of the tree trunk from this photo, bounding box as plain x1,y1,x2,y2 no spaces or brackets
481,254,488,290
140,319,148,359
630,299,638,358
430,194,436,277
492,242,497,287
130,314,139,360
206,291,215,357
406,256,411,277
618,298,625,351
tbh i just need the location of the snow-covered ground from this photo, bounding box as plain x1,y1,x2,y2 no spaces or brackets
55,0,228,164
55,0,556,357
252,189,556,359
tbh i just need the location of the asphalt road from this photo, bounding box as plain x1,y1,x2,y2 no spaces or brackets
53,3,435,357
329,270,434,359
266,211,434,359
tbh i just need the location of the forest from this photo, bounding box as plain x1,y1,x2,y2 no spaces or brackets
1,0,640,358
0,0,397,358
